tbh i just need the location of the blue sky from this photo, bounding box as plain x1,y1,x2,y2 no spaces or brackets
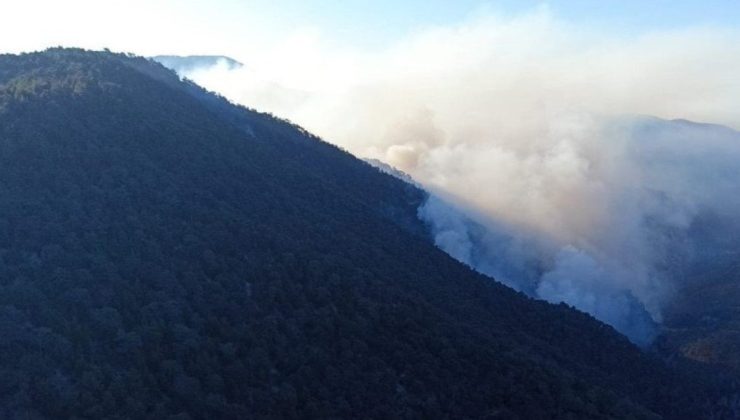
213,0,740,48
196,0,740,50
504,0,740,30
280,0,740,32
1,1,739,56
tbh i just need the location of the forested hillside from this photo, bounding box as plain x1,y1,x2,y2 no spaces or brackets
0,49,732,419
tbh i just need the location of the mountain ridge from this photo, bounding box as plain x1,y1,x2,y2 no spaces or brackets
0,47,732,419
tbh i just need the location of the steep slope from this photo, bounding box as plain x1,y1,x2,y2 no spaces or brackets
0,48,728,419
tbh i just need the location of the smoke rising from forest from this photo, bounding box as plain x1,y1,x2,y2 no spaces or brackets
175,9,740,344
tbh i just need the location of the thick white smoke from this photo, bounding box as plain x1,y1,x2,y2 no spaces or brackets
173,9,740,344
415,117,740,345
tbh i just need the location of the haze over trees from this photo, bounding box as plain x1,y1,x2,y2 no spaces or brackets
151,55,243,74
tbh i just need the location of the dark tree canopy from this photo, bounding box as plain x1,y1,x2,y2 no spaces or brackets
0,48,733,419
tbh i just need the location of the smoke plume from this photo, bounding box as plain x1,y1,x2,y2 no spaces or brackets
173,8,740,344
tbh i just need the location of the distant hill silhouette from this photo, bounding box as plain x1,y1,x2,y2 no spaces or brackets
152,55,243,74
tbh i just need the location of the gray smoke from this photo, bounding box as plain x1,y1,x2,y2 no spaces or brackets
417,192,659,346
416,117,740,345
170,8,740,345
151,55,243,75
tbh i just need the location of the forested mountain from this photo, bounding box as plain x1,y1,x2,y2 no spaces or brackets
0,48,733,419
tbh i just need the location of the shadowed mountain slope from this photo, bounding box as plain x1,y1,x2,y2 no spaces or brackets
0,48,732,419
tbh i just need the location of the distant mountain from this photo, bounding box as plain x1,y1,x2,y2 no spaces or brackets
602,117,740,368
660,260,740,371
384,114,740,371
0,48,733,419
152,54,243,74
626,118,740,374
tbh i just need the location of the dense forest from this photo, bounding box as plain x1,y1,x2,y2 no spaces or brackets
0,48,735,419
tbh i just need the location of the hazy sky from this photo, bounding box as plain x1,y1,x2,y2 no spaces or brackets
2,1,739,56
